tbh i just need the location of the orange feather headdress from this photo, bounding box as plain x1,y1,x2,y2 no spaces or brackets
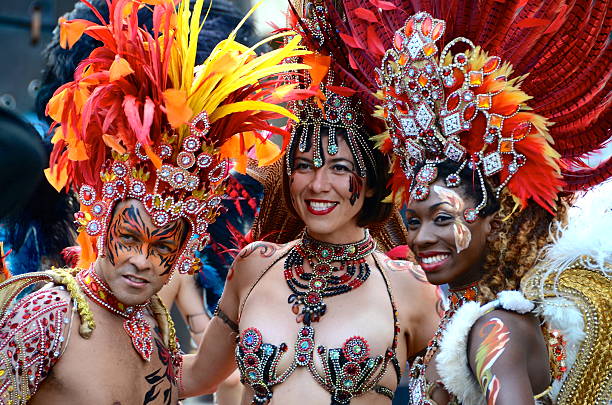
45,0,308,273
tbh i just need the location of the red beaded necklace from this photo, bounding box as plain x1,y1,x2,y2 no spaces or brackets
77,267,153,361
284,230,376,325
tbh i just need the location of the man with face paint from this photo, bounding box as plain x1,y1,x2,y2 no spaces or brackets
0,0,308,403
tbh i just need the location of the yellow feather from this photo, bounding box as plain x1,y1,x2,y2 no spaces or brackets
209,101,299,123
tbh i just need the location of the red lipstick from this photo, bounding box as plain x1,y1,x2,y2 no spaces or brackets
417,251,451,273
305,199,338,216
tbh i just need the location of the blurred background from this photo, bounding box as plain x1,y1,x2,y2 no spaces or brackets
0,0,285,119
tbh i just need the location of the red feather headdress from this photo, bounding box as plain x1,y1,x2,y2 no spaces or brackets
299,0,610,218
44,0,308,273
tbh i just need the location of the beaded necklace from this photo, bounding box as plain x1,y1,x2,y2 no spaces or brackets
284,230,376,325
77,267,154,361
409,281,479,403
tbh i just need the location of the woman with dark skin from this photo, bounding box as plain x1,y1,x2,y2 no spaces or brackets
404,161,559,404
181,124,442,404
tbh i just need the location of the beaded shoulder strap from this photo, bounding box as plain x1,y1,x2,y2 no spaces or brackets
371,252,402,383
238,248,293,322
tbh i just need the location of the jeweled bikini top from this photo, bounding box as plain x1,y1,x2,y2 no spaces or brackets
235,236,401,405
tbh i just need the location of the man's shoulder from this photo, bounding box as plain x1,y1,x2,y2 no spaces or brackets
2,284,73,327
0,284,74,403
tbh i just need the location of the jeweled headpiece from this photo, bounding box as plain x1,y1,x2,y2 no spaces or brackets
376,12,563,220
285,0,378,178
45,0,307,273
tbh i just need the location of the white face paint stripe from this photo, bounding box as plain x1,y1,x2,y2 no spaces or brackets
433,185,472,253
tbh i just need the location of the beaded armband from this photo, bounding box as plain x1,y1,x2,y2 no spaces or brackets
0,286,73,404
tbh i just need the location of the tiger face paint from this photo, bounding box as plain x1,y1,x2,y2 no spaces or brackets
96,199,189,305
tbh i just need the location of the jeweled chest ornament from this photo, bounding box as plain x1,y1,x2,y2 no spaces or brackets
377,12,537,222
77,267,153,361
284,231,376,325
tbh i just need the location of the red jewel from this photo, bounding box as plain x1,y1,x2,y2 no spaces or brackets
195,119,207,132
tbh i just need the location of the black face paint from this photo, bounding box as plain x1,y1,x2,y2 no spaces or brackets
106,203,187,275
348,172,363,206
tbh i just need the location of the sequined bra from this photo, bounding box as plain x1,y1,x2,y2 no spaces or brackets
235,253,401,405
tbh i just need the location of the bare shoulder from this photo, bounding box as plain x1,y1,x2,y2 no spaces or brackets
227,240,295,287
375,250,431,288
375,250,440,311
470,308,541,345
0,284,73,399
467,308,549,396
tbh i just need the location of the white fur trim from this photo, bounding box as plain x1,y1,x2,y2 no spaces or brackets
436,291,535,404
497,290,535,314
535,297,585,400
436,301,494,405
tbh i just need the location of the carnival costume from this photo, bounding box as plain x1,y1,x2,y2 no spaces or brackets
230,2,416,404
302,0,610,403
0,0,309,402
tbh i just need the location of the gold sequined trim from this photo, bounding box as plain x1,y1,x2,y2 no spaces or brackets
523,257,612,404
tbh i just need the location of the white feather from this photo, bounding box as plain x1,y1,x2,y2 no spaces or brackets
534,297,584,400
497,290,535,313
538,184,612,295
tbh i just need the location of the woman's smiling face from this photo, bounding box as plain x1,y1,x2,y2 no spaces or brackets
289,134,371,243
405,180,493,287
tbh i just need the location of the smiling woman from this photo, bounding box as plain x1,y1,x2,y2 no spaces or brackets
179,2,443,403
285,127,391,244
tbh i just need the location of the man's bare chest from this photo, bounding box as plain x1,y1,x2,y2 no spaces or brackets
35,317,180,405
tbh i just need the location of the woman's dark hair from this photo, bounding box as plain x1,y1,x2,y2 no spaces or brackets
283,125,393,227
413,159,501,217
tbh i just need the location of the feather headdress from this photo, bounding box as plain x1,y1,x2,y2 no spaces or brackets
299,0,610,219
45,0,308,273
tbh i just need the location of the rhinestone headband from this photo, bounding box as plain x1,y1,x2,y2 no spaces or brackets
377,12,546,220
75,112,228,274
286,72,375,178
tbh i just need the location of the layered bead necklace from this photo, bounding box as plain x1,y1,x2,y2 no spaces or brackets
284,230,376,325
409,281,480,403
77,267,154,361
